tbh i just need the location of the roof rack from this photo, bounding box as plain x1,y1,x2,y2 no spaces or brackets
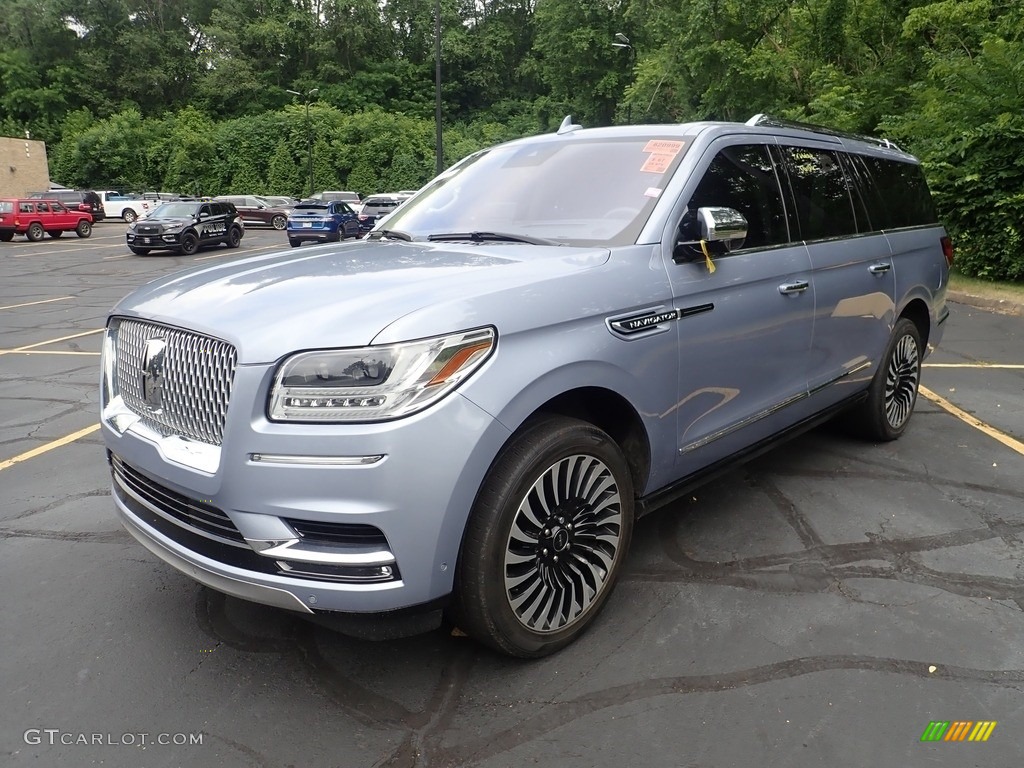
745,114,902,152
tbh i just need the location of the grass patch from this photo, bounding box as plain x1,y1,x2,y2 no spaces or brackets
949,271,1024,303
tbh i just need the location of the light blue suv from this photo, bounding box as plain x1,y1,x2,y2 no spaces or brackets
101,115,951,657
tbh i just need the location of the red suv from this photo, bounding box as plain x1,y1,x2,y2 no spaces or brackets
0,198,94,241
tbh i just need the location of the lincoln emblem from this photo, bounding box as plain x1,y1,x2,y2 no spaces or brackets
141,338,166,411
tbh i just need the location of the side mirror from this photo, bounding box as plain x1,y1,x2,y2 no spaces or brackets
675,206,748,261
697,207,747,243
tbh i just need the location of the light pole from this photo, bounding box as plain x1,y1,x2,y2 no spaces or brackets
434,0,443,175
612,33,634,124
286,87,319,197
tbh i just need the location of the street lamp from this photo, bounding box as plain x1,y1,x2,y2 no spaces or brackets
612,33,635,124
286,87,319,197
434,0,443,175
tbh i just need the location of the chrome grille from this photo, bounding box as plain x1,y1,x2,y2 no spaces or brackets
113,318,237,445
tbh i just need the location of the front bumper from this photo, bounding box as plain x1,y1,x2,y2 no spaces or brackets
102,363,512,615
126,230,184,250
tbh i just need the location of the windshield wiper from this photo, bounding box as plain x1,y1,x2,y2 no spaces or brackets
366,229,412,241
426,231,561,246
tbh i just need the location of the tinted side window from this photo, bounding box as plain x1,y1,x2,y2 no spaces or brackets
853,155,937,229
778,146,857,240
684,144,789,250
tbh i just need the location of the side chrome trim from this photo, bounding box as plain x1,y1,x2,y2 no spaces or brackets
679,361,873,454
680,391,806,454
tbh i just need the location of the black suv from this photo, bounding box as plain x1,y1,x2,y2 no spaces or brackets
29,189,106,222
125,201,243,255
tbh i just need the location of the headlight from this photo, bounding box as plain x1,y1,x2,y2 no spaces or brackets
268,327,495,422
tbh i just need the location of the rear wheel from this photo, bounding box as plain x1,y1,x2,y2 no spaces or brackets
123,209,138,223
849,317,922,441
452,416,634,657
48,230,64,238
0,231,13,242
226,226,242,248
177,232,199,255
288,239,301,248
271,214,287,230
26,222,44,242
75,220,92,238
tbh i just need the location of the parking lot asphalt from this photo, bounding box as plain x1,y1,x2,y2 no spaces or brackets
2,225,1023,768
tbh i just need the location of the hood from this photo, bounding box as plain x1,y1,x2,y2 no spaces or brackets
133,216,194,230
112,239,610,363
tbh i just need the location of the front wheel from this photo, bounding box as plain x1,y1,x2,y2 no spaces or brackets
76,220,92,238
177,232,199,255
850,317,923,441
452,416,634,657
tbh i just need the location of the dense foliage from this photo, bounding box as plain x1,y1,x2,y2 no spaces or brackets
1,0,1021,278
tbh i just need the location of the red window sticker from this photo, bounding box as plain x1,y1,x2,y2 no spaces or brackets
641,153,674,174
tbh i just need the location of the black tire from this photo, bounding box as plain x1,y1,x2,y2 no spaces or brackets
226,226,242,248
289,239,301,248
123,209,138,223
271,214,287,230
48,230,63,238
452,416,634,657
849,317,923,441
0,231,13,242
26,222,44,242
128,246,151,255
75,220,92,238
177,232,199,255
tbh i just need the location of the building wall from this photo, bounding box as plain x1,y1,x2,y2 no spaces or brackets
0,136,51,198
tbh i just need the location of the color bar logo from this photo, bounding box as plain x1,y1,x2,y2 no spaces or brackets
921,721,997,742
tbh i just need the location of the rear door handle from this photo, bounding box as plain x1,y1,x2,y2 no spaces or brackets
868,262,892,275
778,280,809,295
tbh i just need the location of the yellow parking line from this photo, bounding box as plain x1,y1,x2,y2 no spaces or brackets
0,350,101,356
0,328,103,356
0,297,73,311
0,424,100,472
919,386,1024,456
924,363,1024,369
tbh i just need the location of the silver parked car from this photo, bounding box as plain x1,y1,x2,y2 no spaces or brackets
100,115,951,657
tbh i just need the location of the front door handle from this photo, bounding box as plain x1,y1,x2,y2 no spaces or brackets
778,280,809,295
868,262,892,275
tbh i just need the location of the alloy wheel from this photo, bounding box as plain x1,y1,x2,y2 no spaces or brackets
503,453,623,633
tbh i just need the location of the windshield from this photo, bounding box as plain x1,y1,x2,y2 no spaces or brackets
381,136,693,246
150,203,198,218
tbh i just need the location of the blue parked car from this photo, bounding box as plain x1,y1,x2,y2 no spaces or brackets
286,200,360,246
